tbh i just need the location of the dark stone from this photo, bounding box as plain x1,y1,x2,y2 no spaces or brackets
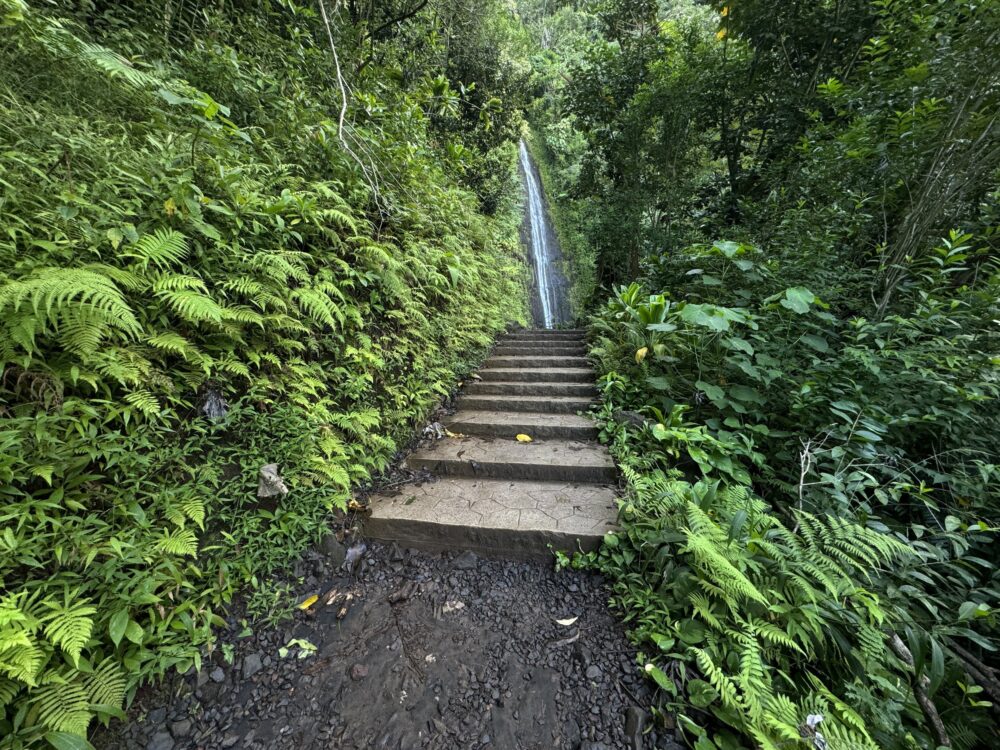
453,551,479,570
625,706,646,749
612,410,646,428
350,663,369,681
585,665,602,681
319,534,347,567
147,707,167,725
170,719,192,739
210,666,225,683
146,731,174,750
243,653,263,679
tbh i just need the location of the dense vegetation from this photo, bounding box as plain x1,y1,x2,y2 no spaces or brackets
0,0,531,746
527,1,1000,748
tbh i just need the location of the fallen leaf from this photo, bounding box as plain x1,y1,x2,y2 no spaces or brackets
348,498,364,511
444,428,466,438
555,616,579,626
635,347,648,363
298,594,318,610
516,434,533,443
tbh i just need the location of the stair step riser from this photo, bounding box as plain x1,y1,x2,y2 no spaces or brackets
406,457,616,484
446,421,599,441
465,383,597,397
457,396,593,414
503,338,585,346
494,347,586,356
365,517,604,559
505,328,587,336
485,357,590,368
477,369,593,383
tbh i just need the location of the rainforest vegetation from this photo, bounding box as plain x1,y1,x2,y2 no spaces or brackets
1,0,998,748
525,1,1000,748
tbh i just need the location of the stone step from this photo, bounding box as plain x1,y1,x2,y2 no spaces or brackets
465,381,598,397
366,477,617,558
503,331,585,339
406,436,616,483
493,345,587,356
485,355,590,369
477,367,593,383
445,410,600,440
456,394,593,414
507,329,585,336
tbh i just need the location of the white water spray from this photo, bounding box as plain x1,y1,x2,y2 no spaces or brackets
519,139,557,328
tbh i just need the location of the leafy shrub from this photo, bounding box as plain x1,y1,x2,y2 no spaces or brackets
0,1,528,746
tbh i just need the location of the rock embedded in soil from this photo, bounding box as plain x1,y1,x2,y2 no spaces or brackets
242,653,263,679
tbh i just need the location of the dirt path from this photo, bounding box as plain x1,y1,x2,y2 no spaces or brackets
95,542,681,750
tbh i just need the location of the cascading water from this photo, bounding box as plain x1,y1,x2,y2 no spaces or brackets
519,139,572,328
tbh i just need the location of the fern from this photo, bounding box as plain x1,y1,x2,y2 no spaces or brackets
124,229,188,270
155,528,198,557
41,596,96,666
157,289,224,323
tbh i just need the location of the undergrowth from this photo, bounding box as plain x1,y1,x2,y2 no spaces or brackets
0,0,528,746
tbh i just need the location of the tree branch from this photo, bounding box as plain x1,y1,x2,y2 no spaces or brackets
887,633,951,748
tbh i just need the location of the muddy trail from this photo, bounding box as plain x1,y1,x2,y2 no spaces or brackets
94,541,684,750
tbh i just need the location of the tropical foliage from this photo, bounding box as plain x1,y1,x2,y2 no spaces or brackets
0,0,528,746
529,0,1000,748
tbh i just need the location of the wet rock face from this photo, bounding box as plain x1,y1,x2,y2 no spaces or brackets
95,543,683,750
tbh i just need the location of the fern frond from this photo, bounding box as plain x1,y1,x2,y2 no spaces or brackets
41,597,96,665
125,229,188,270
155,527,198,557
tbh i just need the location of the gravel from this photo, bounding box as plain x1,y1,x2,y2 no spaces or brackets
94,542,682,749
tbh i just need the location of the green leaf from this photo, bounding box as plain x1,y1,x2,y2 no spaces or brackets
695,380,725,401
779,287,815,314
800,334,829,352
123,620,144,645
687,678,719,708
108,609,128,647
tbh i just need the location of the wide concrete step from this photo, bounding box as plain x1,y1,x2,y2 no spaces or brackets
406,436,616,483
485,355,590,369
366,477,617,558
465,381,598,397
507,329,585,336
478,367,593,383
457,394,593,414
446,410,600,440
503,331,586,339
494,345,587,356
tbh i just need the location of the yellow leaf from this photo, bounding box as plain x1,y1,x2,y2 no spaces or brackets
348,498,364,511
516,434,533,443
164,197,177,216
298,595,318,610
635,347,648,363
716,28,727,41
444,428,465,438
720,5,729,17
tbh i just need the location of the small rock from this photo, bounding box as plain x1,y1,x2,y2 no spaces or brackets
350,663,369,681
243,653,263,679
585,665,602,681
221,733,239,748
625,706,646,749
319,534,347,567
453,551,478,570
146,731,174,750
209,667,225,683
147,707,166,725
257,463,288,498
170,719,192,739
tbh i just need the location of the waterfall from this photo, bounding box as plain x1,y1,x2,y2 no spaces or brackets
519,139,570,328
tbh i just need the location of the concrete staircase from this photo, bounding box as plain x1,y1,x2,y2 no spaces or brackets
366,329,618,558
